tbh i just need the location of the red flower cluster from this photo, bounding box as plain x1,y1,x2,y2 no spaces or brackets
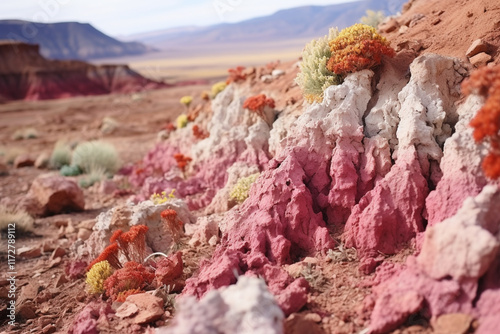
173,153,192,172
165,122,176,131
462,64,500,179
87,225,149,271
192,125,209,140
327,39,395,75
243,94,276,117
226,66,247,84
104,261,155,302
160,209,183,242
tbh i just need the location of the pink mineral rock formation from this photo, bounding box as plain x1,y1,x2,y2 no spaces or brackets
343,147,428,273
368,186,500,333
68,301,114,334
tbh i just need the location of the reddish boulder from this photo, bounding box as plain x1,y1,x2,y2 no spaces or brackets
22,174,85,216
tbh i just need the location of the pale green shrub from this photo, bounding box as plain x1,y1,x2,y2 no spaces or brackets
360,10,386,29
50,141,72,169
0,205,34,234
79,166,108,188
72,141,120,175
296,28,342,103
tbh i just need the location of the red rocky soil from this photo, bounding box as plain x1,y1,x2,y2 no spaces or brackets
1,0,500,333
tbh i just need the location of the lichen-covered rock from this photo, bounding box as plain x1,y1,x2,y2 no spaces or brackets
158,276,284,334
204,162,260,214
84,199,194,259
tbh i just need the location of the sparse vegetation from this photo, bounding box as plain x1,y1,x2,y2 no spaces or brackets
180,96,193,108
0,205,34,234
151,189,176,205
0,146,26,165
104,261,155,302
360,10,386,29
11,128,39,140
229,173,260,204
326,23,395,76
243,94,276,117
60,164,82,177
462,64,500,179
79,166,108,188
50,141,73,169
296,28,342,103
300,262,327,291
86,260,114,294
226,66,247,84
176,114,189,129
100,117,119,135
211,81,227,98
327,244,357,262
72,141,121,175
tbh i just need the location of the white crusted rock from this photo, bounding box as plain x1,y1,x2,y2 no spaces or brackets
84,199,194,259
364,57,408,150
187,214,222,247
395,54,463,174
425,95,488,225
157,276,284,334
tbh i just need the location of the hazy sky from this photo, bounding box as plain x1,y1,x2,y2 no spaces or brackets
0,0,358,37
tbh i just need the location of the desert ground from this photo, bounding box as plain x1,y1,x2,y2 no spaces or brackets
1,0,500,333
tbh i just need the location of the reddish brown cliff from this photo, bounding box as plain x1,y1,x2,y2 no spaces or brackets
0,41,168,101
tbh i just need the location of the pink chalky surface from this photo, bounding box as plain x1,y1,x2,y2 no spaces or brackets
343,147,428,273
183,147,335,314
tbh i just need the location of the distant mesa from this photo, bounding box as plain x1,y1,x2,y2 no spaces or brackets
0,41,168,101
0,20,155,60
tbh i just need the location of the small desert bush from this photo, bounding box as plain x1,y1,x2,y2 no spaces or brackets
326,23,395,76
72,141,120,175
296,28,342,103
176,114,189,129
360,10,386,28
100,117,119,135
0,205,34,234
1,147,25,165
243,94,276,117
173,153,192,172
180,96,193,107
201,91,210,101
50,141,73,169
12,128,38,140
60,165,82,177
226,66,247,84
462,64,500,179
230,173,260,204
104,261,155,302
151,189,176,205
86,260,113,294
211,81,227,98
79,166,107,188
